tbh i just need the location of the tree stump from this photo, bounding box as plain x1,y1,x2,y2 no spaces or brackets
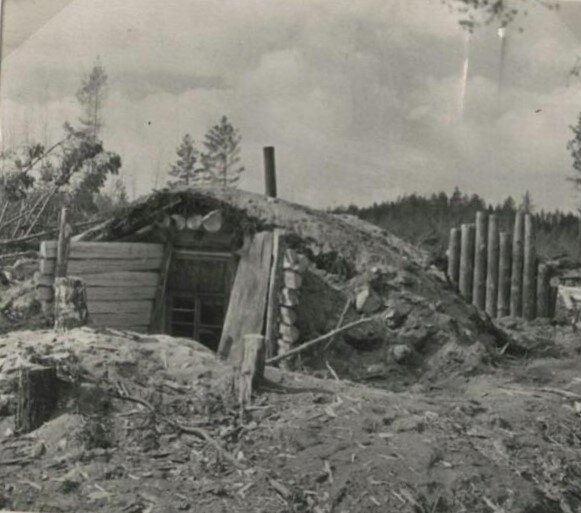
15,366,59,434
54,277,89,331
237,335,265,414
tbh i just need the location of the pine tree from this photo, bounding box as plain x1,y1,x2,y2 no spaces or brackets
168,134,207,187
76,58,108,138
201,116,244,188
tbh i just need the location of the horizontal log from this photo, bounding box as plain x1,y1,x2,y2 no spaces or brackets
68,271,159,288
280,306,297,325
283,250,308,273
187,214,204,230
283,270,302,290
279,323,300,343
37,283,157,302
90,312,151,328
202,210,223,233
35,274,54,287
87,286,158,301
171,214,186,230
40,257,163,275
40,241,163,260
88,300,153,315
279,288,299,307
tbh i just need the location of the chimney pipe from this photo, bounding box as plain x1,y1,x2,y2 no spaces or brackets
263,146,277,198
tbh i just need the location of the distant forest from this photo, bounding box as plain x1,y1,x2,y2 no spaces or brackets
334,188,581,264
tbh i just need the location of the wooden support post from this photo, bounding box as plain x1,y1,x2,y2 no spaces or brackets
485,214,499,317
53,277,89,331
536,263,551,318
447,227,461,289
15,366,59,434
149,241,173,334
265,229,286,358
497,231,511,317
237,334,265,412
55,207,72,278
472,211,487,309
510,211,525,317
459,223,475,302
263,146,277,198
522,214,536,320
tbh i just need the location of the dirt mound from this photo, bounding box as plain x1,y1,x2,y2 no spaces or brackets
1,327,581,512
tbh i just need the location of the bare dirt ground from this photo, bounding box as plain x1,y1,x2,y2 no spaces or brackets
1,324,581,513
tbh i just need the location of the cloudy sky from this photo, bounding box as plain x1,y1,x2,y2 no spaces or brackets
2,0,581,211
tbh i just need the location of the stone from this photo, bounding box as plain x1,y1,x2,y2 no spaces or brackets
391,344,413,363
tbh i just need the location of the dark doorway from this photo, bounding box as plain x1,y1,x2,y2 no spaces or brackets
166,250,236,351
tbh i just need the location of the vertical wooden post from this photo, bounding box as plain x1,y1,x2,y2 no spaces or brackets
263,146,277,198
265,229,286,358
510,211,524,317
53,277,89,331
55,207,71,278
485,214,499,317
472,212,487,309
497,231,511,317
447,227,461,290
522,214,536,320
536,263,551,318
459,223,475,302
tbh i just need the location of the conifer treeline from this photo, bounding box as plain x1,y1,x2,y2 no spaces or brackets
334,187,580,262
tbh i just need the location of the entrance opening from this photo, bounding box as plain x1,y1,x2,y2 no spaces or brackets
166,250,236,351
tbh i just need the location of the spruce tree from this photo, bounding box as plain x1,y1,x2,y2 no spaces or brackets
201,116,244,188
168,134,207,187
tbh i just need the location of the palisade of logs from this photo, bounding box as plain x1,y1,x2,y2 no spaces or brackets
447,210,553,319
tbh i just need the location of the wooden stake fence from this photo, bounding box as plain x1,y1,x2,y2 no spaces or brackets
447,209,553,320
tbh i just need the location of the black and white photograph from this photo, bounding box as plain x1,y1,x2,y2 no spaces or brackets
2,0,581,511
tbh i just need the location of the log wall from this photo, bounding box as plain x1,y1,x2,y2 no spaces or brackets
37,241,164,332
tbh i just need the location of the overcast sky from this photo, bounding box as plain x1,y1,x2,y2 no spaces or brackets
2,0,581,211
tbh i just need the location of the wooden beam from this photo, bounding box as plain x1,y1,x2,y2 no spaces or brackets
41,241,164,260
472,211,487,310
89,300,153,315
68,271,159,288
459,223,475,302
218,232,274,361
149,241,173,334
510,211,525,317
40,257,163,275
485,214,499,318
265,229,286,359
202,210,223,233
447,227,461,289
497,231,511,317
55,207,71,278
90,312,152,328
522,214,536,320
536,263,551,318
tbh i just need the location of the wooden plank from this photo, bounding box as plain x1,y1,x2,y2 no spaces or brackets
86,286,158,301
279,323,299,343
283,270,302,290
41,241,163,260
280,306,297,325
149,241,173,334
40,258,163,275
69,271,159,288
55,207,72,278
36,286,54,302
510,211,525,317
522,214,536,320
459,223,475,302
536,263,551,318
280,288,299,307
88,300,153,315
90,312,151,327
485,214,499,318
447,227,461,290
218,232,274,361
472,211,487,310
265,229,286,358
497,231,512,317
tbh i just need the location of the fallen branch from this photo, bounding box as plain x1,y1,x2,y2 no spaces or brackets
323,298,352,351
0,218,104,247
0,250,38,262
110,388,244,469
266,316,374,365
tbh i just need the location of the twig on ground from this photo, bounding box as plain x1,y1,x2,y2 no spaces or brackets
109,387,244,469
266,316,374,365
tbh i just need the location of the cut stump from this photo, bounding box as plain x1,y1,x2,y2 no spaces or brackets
15,366,59,434
54,276,89,331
